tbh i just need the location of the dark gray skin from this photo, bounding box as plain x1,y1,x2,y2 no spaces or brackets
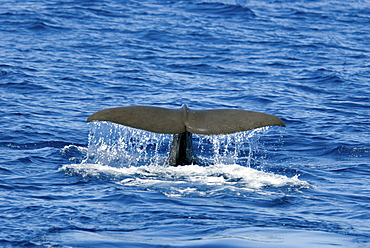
87,104,285,166
168,131,196,166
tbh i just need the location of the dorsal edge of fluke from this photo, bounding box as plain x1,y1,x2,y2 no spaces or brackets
87,104,285,135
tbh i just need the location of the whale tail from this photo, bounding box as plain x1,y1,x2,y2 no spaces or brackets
87,104,285,166
86,104,285,135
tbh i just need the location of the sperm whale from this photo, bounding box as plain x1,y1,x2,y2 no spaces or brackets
87,104,285,166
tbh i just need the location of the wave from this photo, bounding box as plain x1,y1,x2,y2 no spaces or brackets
324,146,370,158
1,141,77,150
188,1,255,19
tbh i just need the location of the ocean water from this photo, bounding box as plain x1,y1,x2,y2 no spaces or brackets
1,0,369,247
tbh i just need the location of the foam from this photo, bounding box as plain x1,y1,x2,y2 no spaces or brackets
61,163,312,197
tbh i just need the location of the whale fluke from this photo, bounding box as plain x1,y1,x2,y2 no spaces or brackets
87,105,186,134
87,104,285,135
87,104,285,166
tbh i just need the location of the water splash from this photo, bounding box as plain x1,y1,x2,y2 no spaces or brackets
83,122,270,168
62,122,311,196
84,122,172,167
193,128,267,167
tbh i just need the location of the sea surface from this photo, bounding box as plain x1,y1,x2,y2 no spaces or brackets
1,0,369,247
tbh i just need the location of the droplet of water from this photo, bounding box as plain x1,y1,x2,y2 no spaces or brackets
83,122,273,168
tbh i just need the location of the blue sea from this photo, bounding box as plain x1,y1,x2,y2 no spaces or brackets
1,0,369,247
